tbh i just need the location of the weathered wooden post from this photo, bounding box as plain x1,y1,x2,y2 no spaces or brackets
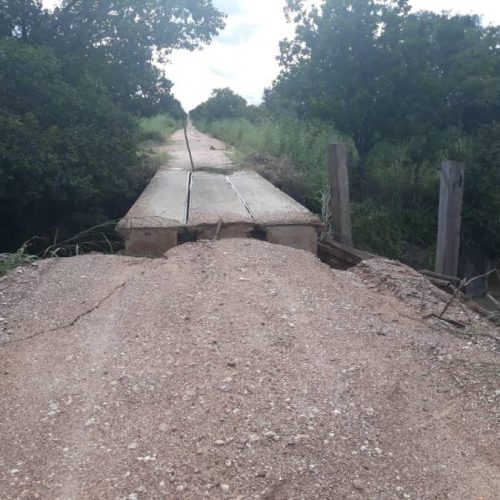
435,160,464,277
328,143,353,246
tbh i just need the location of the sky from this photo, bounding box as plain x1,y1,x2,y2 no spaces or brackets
42,0,500,111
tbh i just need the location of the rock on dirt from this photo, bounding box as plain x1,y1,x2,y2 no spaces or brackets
0,239,499,499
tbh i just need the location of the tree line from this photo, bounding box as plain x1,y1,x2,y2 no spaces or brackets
192,0,500,270
0,0,224,252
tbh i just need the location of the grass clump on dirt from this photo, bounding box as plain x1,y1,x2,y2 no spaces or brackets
0,245,37,277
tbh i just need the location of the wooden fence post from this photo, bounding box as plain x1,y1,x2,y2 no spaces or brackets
328,143,353,246
435,160,464,277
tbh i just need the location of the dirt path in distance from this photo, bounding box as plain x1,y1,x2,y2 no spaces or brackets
157,122,236,172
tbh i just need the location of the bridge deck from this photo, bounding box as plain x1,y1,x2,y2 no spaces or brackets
117,126,322,256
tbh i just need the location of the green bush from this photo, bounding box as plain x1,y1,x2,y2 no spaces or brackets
463,123,500,258
0,39,154,251
351,202,403,259
0,244,37,276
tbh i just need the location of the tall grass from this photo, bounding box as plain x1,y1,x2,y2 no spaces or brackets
0,221,126,276
195,117,440,265
197,117,350,209
139,113,182,143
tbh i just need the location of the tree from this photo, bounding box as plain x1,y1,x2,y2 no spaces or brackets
0,0,225,250
0,0,48,41
51,0,225,54
0,39,146,248
190,88,249,121
1,0,225,115
267,0,500,196
50,0,225,114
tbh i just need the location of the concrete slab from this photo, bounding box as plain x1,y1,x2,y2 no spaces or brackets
188,171,252,226
161,130,192,170
266,225,318,254
228,170,320,226
117,170,190,230
156,122,235,172
185,123,235,172
122,228,178,257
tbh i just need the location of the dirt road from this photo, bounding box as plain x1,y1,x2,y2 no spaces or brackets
1,239,499,499
157,122,235,172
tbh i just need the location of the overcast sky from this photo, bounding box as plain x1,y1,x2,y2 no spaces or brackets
42,0,500,111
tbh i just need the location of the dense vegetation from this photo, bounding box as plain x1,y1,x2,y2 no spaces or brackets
0,0,224,252
197,117,341,210
193,0,500,269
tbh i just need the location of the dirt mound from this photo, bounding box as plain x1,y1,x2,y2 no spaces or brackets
355,258,500,341
0,239,499,499
353,257,469,321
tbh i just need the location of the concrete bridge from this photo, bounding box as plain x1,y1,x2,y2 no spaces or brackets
117,124,322,256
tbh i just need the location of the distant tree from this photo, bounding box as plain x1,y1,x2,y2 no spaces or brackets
190,88,249,121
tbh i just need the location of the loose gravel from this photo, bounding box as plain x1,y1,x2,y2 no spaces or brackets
0,239,499,499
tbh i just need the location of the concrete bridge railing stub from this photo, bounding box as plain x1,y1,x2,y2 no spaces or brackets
117,126,322,256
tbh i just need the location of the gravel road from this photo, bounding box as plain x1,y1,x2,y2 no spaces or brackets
0,239,499,499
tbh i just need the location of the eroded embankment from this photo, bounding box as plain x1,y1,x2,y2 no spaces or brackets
0,239,499,499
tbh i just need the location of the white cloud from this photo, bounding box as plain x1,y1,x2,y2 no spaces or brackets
168,0,500,111
41,0,500,111
167,0,296,111
411,0,500,24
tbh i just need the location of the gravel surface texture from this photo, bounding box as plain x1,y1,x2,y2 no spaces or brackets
0,239,499,499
